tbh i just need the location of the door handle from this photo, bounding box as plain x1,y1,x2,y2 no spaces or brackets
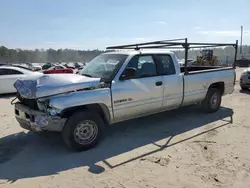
155,81,163,86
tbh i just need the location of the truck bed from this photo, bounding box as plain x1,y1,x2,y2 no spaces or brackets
180,66,235,107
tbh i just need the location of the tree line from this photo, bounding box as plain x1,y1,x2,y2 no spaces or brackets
0,45,250,64
0,46,104,64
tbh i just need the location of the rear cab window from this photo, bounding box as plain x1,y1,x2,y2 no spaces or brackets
155,54,176,75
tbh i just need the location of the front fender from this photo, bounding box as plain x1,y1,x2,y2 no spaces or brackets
48,88,113,122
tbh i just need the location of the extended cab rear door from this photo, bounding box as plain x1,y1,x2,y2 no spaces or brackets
111,54,164,122
154,54,183,110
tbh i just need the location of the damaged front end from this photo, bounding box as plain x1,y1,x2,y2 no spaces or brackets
14,73,101,99
15,102,66,132
13,74,102,132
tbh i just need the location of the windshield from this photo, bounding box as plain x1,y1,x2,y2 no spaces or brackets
80,54,128,80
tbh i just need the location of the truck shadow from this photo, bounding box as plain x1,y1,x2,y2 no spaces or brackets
239,89,250,94
0,106,233,181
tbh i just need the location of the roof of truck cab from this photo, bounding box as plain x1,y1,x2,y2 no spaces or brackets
104,50,174,56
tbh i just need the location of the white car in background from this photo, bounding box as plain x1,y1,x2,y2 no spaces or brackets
32,65,42,72
0,66,42,94
240,67,250,90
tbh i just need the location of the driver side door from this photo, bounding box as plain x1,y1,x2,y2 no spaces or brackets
111,55,164,122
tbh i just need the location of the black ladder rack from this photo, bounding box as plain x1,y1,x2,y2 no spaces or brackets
106,38,238,73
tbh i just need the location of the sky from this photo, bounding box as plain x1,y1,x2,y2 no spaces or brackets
1,0,250,50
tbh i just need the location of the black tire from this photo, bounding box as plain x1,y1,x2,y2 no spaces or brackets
62,111,104,152
202,88,222,113
240,80,248,90
240,85,248,90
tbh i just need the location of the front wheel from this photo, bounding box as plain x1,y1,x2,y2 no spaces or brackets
202,88,222,113
62,111,104,151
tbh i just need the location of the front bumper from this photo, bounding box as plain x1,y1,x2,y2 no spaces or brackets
15,102,66,132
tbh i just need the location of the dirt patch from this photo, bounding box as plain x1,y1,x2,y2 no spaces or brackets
141,156,170,167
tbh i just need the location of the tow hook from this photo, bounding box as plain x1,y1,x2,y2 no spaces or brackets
11,97,18,105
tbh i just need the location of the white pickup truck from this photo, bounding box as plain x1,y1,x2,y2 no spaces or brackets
13,39,237,151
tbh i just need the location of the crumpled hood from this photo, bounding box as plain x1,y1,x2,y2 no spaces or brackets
14,74,101,99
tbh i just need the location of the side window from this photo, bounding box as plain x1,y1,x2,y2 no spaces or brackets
126,55,157,78
55,66,62,70
156,54,176,75
0,69,9,75
0,69,23,75
7,69,23,75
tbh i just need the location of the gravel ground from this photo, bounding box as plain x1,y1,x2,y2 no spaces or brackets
0,68,249,188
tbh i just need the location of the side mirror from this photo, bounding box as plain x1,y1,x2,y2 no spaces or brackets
120,67,136,80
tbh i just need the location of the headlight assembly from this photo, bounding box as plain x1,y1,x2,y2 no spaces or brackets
46,107,60,116
37,98,60,116
37,98,49,111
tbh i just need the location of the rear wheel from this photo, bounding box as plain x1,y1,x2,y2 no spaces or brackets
202,88,222,113
62,111,104,151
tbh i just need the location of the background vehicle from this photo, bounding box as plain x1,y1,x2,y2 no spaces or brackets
65,63,76,69
74,62,81,69
43,65,74,74
14,39,237,151
196,49,219,66
42,63,52,70
76,67,84,74
10,65,33,71
178,59,195,67
0,66,42,94
75,63,85,74
240,68,250,90
32,65,42,72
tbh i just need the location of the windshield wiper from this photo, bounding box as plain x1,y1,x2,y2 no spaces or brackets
81,73,93,78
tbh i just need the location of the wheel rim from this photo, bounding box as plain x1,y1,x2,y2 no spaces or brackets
210,92,219,109
74,120,98,145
